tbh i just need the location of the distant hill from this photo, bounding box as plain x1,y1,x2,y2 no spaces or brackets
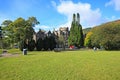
85,19,120,50
83,28,91,34
83,19,120,34
94,19,120,28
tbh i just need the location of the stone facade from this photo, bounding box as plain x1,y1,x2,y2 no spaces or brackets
53,27,70,47
33,27,70,47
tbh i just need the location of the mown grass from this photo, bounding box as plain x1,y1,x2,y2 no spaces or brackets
0,48,22,54
7,48,22,54
0,50,120,80
0,49,2,54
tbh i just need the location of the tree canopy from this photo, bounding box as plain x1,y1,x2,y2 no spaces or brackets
84,20,120,50
1,16,39,50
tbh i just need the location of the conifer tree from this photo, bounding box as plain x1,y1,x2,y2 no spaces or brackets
68,13,84,48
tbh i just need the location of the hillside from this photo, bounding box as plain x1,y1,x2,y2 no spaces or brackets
85,19,120,50
95,19,120,28
83,27,91,34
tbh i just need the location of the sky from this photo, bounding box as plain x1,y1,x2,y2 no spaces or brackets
0,0,120,32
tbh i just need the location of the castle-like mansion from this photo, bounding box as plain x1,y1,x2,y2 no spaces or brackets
33,13,81,48
33,27,70,47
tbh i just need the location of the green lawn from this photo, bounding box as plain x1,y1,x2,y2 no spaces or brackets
0,50,120,80
0,48,22,54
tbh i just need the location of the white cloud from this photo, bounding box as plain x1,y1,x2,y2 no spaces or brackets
104,15,120,23
52,1,102,29
105,0,120,11
55,21,71,30
0,13,10,25
51,1,57,8
34,25,51,32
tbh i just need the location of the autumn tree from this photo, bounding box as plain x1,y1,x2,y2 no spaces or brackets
84,32,93,47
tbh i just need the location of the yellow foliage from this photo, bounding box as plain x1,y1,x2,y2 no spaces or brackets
84,32,93,47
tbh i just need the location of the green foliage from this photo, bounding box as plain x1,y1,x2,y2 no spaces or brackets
19,40,27,51
0,26,2,39
49,36,56,50
83,27,92,34
36,36,56,51
1,20,12,26
43,37,49,50
1,17,39,49
89,20,120,50
36,38,44,51
0,38,11,49
84,32,93,47
27,16,40,27
0,51,120,80
68,13,84,48
28,39,36,51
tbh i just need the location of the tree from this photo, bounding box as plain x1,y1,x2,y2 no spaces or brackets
28,39,36,51
49,36,56,50
25,17,40,44
1,20,12,27
19,40,27,51
0,26,2,39
89,20,120,50
1,20,13,48
43,37,49,50
1,17,39,50
13,17,26,42
27,17,40,27
68,13,84,48
58,35,65,49
36,38,44,51
84,32,93,47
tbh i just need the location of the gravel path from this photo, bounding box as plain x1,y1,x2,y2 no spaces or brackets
0,53,20,57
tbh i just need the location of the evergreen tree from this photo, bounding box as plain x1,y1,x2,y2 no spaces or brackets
28,39,35,51
43,37,49,50
49,36,56,50
36,38,44,51
68,13,84,48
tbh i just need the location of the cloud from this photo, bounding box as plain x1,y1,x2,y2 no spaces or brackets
105,0,120,11
34,25,51,32
51,1,57,8
0,13,10,25
52,1,102,29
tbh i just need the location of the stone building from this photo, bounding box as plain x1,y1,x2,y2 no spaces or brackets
36,29,46,40
33,27,70,48
53,27,70,48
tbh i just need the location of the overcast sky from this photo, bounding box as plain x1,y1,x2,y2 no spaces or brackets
0,0,120,32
